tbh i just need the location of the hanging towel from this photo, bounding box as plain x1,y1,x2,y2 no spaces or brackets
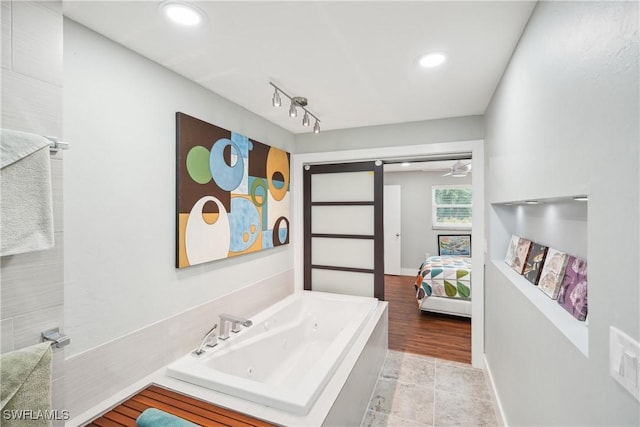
136,408,199,427
0,128,55,256
0,342,53,427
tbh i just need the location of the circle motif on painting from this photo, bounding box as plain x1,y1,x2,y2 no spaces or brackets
272,216,289,246
266,147,289,201
210,138,244,191
228,197,261,252
185,146,212,184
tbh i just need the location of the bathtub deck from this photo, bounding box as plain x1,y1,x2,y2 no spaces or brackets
85,384,276,427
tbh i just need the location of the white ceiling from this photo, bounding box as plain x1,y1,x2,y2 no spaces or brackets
64,1,536,134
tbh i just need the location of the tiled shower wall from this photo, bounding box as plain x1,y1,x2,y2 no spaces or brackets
0,0,65,422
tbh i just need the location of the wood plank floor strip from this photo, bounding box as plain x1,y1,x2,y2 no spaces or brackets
136,389,246,427
90,417,124,427
385,274,471,364
131,394,227,426
87,385,276,427
112,405,140,420
148,385,273,427
101,410,136,427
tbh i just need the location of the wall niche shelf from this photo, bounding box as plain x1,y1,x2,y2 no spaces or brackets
490,196,588,357
491,260,588,356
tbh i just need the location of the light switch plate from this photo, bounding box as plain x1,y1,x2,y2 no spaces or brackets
610,326,640,401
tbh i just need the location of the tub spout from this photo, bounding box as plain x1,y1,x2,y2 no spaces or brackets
219,314,252,340
192,324,218,356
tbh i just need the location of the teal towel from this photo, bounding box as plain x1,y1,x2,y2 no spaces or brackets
136,408,199,427
0,342,53,427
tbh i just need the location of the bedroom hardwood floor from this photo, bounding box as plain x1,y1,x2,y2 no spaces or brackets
385,274,471,364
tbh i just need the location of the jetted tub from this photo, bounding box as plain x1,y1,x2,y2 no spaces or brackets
166,291,379,415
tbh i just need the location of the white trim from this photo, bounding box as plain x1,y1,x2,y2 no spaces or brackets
484,353,508,426
292,139,486,368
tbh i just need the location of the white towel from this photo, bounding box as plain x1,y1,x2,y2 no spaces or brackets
1,129,55,256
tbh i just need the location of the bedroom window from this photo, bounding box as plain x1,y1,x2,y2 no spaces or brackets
432,185,472,229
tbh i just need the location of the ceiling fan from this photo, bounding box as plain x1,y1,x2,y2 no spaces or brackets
442,160,472,177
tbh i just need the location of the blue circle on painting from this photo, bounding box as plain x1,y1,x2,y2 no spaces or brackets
228,198,261,252
210,138,244,191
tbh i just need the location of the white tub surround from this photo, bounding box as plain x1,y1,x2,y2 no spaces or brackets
65,271,294,419
67,294,388,427
167,291,379,415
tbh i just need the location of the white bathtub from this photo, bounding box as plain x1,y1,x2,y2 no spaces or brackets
166,291,379,415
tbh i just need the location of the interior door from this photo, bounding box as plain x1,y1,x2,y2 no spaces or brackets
303,161,384,299
384,185,402,275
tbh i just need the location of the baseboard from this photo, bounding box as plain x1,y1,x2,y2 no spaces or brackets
483,354,508,426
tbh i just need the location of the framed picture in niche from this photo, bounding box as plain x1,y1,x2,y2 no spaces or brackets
504,235,520,267
538,248,569,299
523,243,549,285
511,238,532,275
438,234,471,256
557,256,588,321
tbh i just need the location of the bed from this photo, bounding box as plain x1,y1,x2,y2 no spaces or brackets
414,255,472,318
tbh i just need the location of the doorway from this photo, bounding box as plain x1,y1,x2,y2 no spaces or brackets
292,140,485,368
383,185,402,275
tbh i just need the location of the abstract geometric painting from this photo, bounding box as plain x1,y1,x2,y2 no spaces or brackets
176,112,290,268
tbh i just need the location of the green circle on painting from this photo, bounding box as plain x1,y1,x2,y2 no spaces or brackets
186,146,212,184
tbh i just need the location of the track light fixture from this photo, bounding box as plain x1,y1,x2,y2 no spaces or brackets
270,82,321,133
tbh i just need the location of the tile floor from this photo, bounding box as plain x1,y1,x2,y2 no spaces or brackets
362,350,499,427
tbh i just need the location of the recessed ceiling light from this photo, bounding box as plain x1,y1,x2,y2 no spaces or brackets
161,1,206,26
573,196,588,201
419,52,447,68
401,162,410,167
524,200,540,205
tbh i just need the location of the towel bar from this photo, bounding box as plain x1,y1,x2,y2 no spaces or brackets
42,327,70,348
45,136,70,152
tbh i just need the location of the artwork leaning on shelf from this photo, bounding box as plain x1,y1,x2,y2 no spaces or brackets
503,234,588,322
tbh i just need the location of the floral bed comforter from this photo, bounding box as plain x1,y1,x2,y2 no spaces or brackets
415,256,472,301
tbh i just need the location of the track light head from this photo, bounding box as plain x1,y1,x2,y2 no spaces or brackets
302,112,310,126
289,102,297,118
272,90,281,107
313,120,320,134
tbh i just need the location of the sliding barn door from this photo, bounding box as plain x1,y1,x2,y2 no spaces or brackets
303,161,384,300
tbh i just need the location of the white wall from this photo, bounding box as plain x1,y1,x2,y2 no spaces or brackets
295,115,483,153
484,1,639,425
63,20,296,356
383,170,472,270
1,1,65,422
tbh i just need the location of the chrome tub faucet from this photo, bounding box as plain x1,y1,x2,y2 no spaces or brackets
219,314,253,340
192,324,218,356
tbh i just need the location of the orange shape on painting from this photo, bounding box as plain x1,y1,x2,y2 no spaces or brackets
266,147,289,201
